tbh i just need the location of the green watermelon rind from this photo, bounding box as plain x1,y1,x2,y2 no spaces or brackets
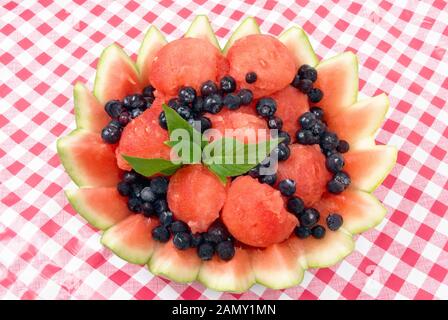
57,129,91,187
59,16,398,292
222,17,260,54
136,26,167,85
185,15,221,50
279,26,319,67
93,44,140,105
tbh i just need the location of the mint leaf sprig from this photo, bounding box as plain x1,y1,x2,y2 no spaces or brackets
123,104,282,183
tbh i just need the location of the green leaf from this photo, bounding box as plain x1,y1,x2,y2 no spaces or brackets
122,155,181,177
202,137,281,180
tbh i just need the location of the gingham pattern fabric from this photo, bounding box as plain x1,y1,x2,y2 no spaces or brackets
0,0,447,300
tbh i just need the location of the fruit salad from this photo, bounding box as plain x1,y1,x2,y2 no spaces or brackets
58,16,397,292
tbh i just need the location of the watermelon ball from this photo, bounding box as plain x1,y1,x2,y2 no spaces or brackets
197,242,214,261
294,226,311,239
216,240,235,261
326,213,343,231
149,38,228,96
206,108,268,144
222,176,298,248
276,144,331,207
271,86,309,138
311,225,326,239
152,225,170,243
227,34,296,98
167,165,227,233
116,98,171,171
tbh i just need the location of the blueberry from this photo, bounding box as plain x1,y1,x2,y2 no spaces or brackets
197,242,214,261
191,233,204,247
323,148,337,157
295,226,311,239
245,72,257,83
273,143,290,161
105,100,124,119
150,177,169,195
297,79,313,94
311,120,327,137
299,208,320,228
326,152,345,173
117,181,131,196
158,111,167,129
144,96,154,107
127,197,142,213
327,171,351,194
310,106,324,120
168,98,180,109
216,240,235,261
130,108,143,119
173,232,191,250
101,125,121,144
153,199,169,215
203,94,223,114
291,74,302,89
220,76,236,93
123,171,139,184
142,202,155,217
200,80,218,96
308,88,323,103
337,140,350,153
159,210,173,226
192,96,204,113
118,111,131,126
199,116,212,133
176,105,193,120
256,98,277,117
142,85,155,98
237,89,253,105
326,213,343,231
299,112,317,130
140,187,156,202
267,116,283,130
287,197,305,215
152,225,170,242
258,173,277,185
298,65,317,82
247,166,260,178
279,179,296,196
123,94,146,110
311,225,326,239
108,119,122,129
131,183,143,198
320,131,339,151
170,220,189,234
204,222,230,244
277,131,291,144
296,130,319,145
223,93,241,110
178,86,196,104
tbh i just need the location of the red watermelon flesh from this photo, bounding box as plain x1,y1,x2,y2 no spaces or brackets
206,107,268,144
227,34,296,98
271,85,309,138
116,97,171,171
148,38,228,96
167,164,227,233
222,176,298,248
276,144,331,207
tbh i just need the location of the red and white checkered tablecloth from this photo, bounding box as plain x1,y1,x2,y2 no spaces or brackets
0,0,447,300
